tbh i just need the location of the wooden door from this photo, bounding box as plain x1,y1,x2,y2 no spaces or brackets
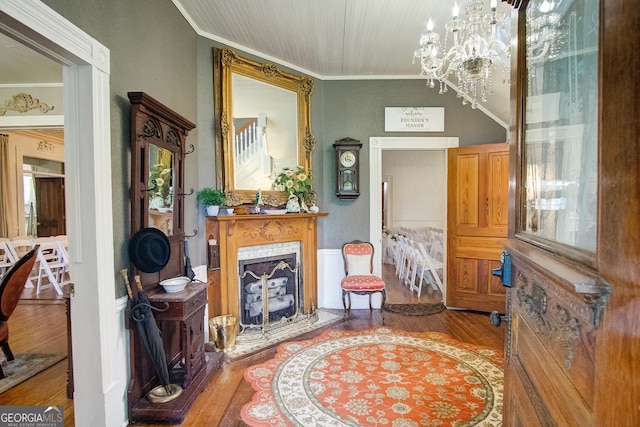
35,177,66,237
446,143,508,313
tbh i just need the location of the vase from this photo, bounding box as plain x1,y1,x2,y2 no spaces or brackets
206,205,220,216
286,195,300,213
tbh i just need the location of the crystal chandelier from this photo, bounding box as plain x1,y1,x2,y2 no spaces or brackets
526,0,564,62
413,0,510,108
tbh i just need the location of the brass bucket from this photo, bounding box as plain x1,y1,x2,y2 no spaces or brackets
209,315,238,352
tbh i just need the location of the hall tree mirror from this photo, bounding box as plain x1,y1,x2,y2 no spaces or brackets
128,92,195,290
213,47,315,207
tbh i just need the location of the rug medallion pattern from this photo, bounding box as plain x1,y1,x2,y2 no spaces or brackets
242,327,503,426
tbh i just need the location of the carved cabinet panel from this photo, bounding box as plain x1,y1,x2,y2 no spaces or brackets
504,242,602,426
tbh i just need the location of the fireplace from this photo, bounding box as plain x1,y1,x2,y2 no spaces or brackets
238,251,301,334
205,212,327,334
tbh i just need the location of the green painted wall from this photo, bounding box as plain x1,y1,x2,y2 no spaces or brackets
43,0,199,297
318,80,505,248
42,1,506,296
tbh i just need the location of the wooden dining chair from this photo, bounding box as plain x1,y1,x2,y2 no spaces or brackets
340,240,386,313
0,245,39,379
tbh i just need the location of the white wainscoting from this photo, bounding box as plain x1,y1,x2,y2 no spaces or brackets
317,249,384,310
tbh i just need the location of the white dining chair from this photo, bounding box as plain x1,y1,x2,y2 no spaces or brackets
402,238,419,288
10,238,35,258
0,239,18,281
35,240,69,295
412,241,444,297
9,238,36,288
396,235,411,284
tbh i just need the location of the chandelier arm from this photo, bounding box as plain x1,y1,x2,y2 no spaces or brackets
414,0,559,108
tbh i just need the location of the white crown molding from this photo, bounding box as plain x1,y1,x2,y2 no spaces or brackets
0,83,63,88
0,115,64,128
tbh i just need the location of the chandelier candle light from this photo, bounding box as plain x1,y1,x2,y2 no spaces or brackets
413,0,510,108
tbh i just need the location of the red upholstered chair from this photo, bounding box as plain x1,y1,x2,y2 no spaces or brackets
0,245,39,379
340,240,386,313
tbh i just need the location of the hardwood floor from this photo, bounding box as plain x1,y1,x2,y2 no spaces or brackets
0,264,505,427
0,285,73,426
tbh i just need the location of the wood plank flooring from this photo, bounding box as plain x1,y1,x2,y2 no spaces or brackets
0,289,73,426
0,264,506,427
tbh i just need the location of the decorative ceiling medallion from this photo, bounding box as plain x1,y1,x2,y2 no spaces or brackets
0,92,55,116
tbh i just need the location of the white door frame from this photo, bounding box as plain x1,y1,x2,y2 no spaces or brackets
369,137,458,277
1,1,123,426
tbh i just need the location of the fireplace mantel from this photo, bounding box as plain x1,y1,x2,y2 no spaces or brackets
205,212,328,320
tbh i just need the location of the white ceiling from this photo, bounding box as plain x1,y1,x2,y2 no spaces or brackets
0,1,513,127
173,0,513,126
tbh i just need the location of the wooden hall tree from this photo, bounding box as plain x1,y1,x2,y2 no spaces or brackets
500,0,640,425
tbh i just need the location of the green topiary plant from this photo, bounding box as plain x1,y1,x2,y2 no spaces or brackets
197,188,226,206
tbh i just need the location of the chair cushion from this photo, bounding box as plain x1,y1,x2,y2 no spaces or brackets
346,254,372,275
341,275,385,291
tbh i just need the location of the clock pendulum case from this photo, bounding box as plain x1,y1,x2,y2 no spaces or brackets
333,137,362,200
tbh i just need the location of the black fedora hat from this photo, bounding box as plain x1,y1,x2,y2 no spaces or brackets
129,227,171,273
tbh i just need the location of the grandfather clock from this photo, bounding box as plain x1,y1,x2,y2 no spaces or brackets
333,137,362,200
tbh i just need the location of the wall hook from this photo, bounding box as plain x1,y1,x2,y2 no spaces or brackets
176,188,194,197
184,144,195,155
185,229,198,239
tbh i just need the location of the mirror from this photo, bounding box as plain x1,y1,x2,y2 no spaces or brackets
214,47,315,206
148,144,174,235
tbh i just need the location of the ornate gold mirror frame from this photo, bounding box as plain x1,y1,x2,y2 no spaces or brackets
214,47,315,207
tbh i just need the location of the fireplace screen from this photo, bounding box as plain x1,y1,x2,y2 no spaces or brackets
238,253,301,334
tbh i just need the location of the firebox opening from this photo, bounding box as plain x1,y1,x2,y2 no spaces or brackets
238,253,300,328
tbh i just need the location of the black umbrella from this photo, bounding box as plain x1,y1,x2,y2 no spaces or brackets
121,270,181,401
184,239,195,281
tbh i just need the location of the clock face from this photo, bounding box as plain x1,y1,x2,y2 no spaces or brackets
340,151,356,167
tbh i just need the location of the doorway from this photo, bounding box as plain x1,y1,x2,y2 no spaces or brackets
1,2,121,426
368,137,459,302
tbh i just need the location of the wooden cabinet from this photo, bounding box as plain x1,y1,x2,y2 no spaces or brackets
128,283,221,424
501,0,640,425
126,92,222,424
501,240,603,426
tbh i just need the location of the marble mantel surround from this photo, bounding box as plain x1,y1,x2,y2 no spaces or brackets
205,212,328,322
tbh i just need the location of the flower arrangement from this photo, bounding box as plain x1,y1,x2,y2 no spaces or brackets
272,166,313,196
149,163,172,207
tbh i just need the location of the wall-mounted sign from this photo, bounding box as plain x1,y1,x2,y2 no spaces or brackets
384,107,445,132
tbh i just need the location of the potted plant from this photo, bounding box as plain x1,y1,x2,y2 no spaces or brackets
197,188,227,216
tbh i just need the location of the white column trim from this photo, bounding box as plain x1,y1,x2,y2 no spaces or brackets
1,1,122,426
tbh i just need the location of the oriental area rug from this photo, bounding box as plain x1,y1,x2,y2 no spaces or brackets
241,327,503,427
0,353,66,394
